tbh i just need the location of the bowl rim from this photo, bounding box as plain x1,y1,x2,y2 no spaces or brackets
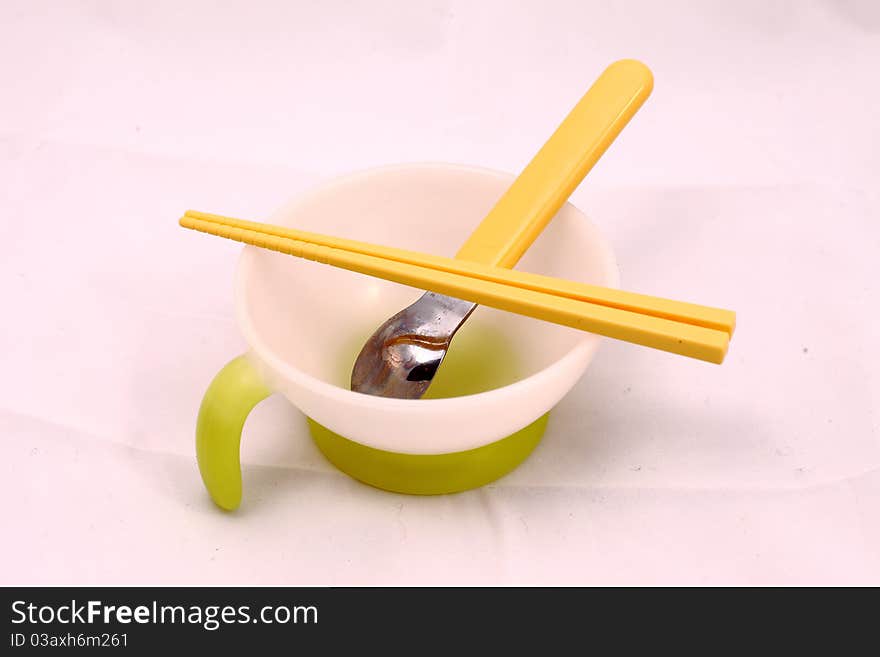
234,161,620,414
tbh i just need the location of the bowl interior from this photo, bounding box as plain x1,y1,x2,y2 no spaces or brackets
241,164,617,397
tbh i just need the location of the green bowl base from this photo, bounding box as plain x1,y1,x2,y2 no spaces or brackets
308,413,549,495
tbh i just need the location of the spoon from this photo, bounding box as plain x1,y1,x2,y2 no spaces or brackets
351,59,654,398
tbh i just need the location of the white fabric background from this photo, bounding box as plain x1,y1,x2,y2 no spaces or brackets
1,0,878,585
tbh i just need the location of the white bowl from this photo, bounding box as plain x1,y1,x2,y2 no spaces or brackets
235,163,619,455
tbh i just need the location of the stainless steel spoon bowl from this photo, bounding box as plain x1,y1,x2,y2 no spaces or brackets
350,292,476,399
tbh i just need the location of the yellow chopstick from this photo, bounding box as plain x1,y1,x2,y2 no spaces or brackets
185,210,735,336
180,214,731,363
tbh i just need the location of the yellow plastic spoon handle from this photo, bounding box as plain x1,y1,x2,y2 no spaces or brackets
181,215,729,363
454,59,654,267
185,209,735,336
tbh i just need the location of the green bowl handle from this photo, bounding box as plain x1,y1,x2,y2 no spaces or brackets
196,355,272,510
